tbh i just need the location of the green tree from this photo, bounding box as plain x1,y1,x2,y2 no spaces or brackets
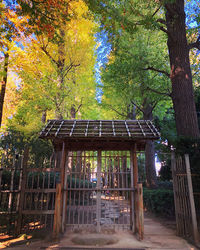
85,0,200,139
101,27,172,187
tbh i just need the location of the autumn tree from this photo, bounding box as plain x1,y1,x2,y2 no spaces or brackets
10,0,97,133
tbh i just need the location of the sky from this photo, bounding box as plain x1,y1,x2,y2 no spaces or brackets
95,30,112,102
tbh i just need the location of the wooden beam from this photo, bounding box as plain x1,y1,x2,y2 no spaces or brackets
53,140,146,151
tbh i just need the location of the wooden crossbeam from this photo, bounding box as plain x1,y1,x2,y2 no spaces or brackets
55,120,64,137
45,120,55,136
112,120,116,136
125,121,131,137
145,120,156,137
85,120,89,137
137,120,146,137
70,120,76,136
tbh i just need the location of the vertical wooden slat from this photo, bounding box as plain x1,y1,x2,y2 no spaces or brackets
62,150,68,233
53,183,62,239
185,154,199,244
96,150,101,233
59,142,67,233
16,146,29,235
8,158,15,212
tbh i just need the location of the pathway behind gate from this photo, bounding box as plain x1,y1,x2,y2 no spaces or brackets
2,213,196,250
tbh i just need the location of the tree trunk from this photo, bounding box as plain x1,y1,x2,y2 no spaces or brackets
145,141,157,188
165,0,200,138
0,51,9,128
41,110,47,123
143,102,157,188
70,105,76,119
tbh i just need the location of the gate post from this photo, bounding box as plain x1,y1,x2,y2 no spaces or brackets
130,144,139,234
137,183,144,240
16,146,29,236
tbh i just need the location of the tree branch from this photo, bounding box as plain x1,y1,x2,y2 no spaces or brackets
41,46,59,67
157,18,166,25
130,101,144,114
104,104,127,118
152,5,162,17
143,66,170,78
152,100,159,111
159,26,170,35
63,63,80,78
75,102,83,114
146,86,172,97
188,35,200,50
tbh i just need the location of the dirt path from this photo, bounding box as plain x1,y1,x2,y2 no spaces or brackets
2,213,197,250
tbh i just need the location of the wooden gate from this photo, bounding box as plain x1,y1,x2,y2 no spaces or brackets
171,153,199,244
66,150,134,232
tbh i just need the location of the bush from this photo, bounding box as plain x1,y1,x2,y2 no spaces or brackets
143,188,175,218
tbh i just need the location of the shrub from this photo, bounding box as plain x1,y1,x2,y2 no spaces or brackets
143,188,175,218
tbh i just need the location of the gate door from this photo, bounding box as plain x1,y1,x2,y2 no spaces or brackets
66,151,133,232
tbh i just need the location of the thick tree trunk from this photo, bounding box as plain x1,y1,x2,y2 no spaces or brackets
145,141,157,188
165,0,200,138
0,51,9,128
143,102,157,188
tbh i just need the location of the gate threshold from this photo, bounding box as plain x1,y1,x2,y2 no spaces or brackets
45,248,145,250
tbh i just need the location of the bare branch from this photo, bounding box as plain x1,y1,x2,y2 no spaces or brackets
63,63,80,78
188,35,200,50
104,104,127,118
41,46,59,67
146,86,172,97
157,18,166,25
152,5,162,17
143,66,170,78
130,100,144,114
192,71,199,78
75,101,83,114
160,26,170,35
152,100,159,111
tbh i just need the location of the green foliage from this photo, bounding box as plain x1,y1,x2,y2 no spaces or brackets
143,187,175,218
100,14,172,120
159,162,172,181
0,128,53,166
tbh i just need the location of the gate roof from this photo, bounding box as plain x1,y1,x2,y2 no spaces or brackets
40,120,160,151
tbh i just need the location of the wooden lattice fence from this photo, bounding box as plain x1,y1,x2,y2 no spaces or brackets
0,147,61,236
171,153,199,244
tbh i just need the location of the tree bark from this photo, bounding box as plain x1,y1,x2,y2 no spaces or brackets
0,51,9,128
143,102,157,188
165,0,200,138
